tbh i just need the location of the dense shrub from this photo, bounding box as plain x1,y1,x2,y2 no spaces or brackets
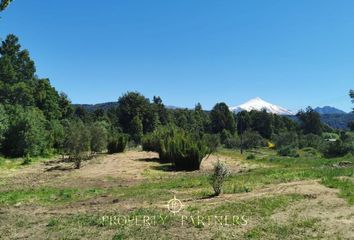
299,134,324,149
2,107,48,157
220,129,232,145
210,160,229,196
277,145,299,157
64,120,91,169
299,147,321,158
241,131,265,149
224,135,240,149
322,139,353,158
107,134,128,154
142,133,160,152
162,132,208,171
274,131,298,149
90,121,108,154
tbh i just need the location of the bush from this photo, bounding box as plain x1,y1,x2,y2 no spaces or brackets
299,133,324,149
157,127,209,170
277,145,299,157
210,160,230,196
242,131,265,149
274,131,298,149
322,140,352,158
224,135,240,149
142,131,162,152
299,147,321,158
220,129,232,145
107,134,128,154
64,120,91,169
90,121,108,154
2,107,48,157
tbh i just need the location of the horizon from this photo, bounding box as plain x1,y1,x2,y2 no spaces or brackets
1,0,353,112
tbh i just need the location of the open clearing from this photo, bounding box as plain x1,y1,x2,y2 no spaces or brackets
0,149,353,239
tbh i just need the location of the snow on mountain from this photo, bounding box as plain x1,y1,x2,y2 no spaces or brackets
230,97,294,115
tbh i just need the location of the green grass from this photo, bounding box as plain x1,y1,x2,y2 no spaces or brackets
206,194,304,218
0,155,56,170
244,218,321,239
0,187,106,205
218,148,354,204
321,177,354,204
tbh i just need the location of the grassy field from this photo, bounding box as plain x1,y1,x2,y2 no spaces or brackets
0,149,353,239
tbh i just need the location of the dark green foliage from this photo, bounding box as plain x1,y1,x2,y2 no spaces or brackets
117,92,157,137
0,104,8,149
130,115,143,144
246,154,256,160
46,119,65,151
297,107,323,135
2,106,47,157
107,134,128,154
274,132,298,149
142,131,162,152
277,145,299,157
90,121,108,153
241,131,264,149
236,111,251,135
348,121,354,131
322,140,352,158
220,129,232,145
298,133,324,149
164,132,208,171
152,96,168,125
64,120,90,169
0,0,12,11
250,110,273,139
210,103,236,134
0,35,73,158
148,126,209,170
224,135,240,149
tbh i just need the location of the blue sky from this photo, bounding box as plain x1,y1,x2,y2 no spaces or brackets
1,0,353,112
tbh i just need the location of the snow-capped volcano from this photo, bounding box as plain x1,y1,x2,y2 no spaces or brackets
230,97,294,115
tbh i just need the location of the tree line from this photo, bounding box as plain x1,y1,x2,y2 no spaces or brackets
0,34,353,170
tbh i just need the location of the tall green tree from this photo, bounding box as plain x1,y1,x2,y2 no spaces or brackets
297,107,322,135
210,103,236,134
64,120,91,169
130,115,144,143
236,111,251,154
2,106,48,157
249,110,273,139
90,121,108,154
152,96,168,125
117,92,156,137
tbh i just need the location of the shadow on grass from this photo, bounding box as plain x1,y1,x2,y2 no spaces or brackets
136,157,161,163
45,165,74,172
150,164,175,172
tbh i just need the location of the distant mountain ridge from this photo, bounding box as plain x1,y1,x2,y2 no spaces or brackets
314,106,347,114
230,97,293,115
